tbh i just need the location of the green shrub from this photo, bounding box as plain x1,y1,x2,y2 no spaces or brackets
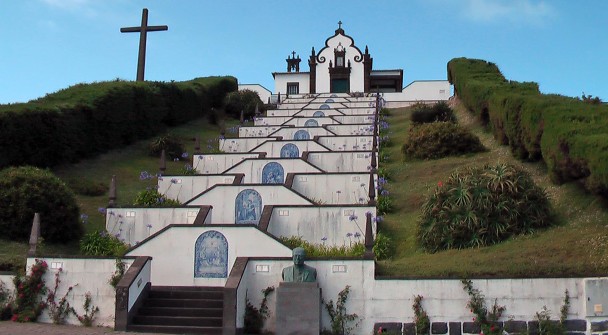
243,287,274,334
418,164,553,252
0,166,82,243
410,101,456,124
148,133,185,161
79,231,128,256
279,236,365,257
402,122,486,160
0,281,12,321
133,189,181,207
448,57,608,198
224,89,264,120
66,178,108,196
0,77,237,169
377,195,392,215
373,232,392,260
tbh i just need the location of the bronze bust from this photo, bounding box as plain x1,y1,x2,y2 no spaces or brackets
282,247,317,282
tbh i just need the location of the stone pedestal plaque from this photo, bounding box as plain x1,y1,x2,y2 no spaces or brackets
276,282,321,335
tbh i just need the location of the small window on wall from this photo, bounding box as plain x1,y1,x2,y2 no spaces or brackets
287,82,299,95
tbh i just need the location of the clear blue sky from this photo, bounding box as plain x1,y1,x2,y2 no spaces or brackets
0,0,606,104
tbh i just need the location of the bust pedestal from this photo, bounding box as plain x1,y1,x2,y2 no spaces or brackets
276,282,321,335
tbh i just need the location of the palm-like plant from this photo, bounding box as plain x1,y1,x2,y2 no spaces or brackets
417,163,553,252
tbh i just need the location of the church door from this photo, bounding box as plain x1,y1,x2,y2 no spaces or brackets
331,79,350,93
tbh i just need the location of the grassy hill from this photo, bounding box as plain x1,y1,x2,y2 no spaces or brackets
2,98,607,278
376,99,608,278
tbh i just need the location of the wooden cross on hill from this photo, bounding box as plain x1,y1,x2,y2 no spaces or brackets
121,8,168,82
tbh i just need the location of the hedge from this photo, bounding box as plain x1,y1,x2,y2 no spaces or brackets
448,57,608,197
0,77,237,169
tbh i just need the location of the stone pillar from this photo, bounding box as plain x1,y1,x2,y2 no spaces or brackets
276,282,321,335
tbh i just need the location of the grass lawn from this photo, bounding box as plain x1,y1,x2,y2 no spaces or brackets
376,100,608,278
0,116,238,272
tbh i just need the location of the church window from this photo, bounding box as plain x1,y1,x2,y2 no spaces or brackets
337,55,344,67
287,82,299,95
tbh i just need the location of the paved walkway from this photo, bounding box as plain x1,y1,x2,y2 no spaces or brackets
0,321,160,335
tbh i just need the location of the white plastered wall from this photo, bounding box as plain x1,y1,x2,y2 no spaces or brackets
269,127,335,139
186,185,313,222
25,257,135,327
239,126,282,138
252,141,329,158
224,159,322,184
315,34,365,93
105,207,203,245
159,175,236,203
325,124,374,136
219,138,276,153
126,226,292,287
283,117,339,127
267,206,376,245
240,260,585,335
193,153,260,174
290,173,373,205
307,151,373,172
273,73,310,95
317,136,374,151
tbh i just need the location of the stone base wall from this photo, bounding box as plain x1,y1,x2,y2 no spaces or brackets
374,319,594,335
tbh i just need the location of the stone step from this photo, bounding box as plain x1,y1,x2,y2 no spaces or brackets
127,324,222,335
132,315,222,327
144,298,223,308
138,306,223,317
148,289,223,300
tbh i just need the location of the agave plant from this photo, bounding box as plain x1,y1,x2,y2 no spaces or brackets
417,163,553,252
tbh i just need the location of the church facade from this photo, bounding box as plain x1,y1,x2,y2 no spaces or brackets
273,23,404,95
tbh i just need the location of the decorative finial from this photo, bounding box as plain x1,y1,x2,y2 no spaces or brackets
159,149,166,173
28,213,41,256
108,175,117,207
292,51,296,58
338,20,342,29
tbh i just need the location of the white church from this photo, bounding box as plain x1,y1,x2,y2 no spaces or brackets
1,23,603,335
242,22,451,106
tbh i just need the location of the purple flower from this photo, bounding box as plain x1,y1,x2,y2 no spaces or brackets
139,171,152,180
381,190,389,196
354,232,361,239
374,216,384,223
181,152,189,158
170,178,178,184
346,232,353,238
198,155,204,160
146,224,152,228
219,134,225,139
114,233,121,238
98,207,106,214
184,164,193,171
321,237,327,242
348,214,358,221
108,211,115,216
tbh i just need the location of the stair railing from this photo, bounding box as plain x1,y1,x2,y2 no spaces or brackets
115,256,153,331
